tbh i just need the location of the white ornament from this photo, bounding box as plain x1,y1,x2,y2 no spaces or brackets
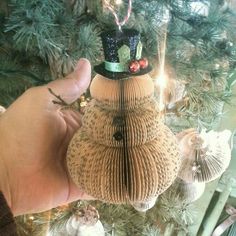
66,216,79,235
131,196,158,212
177,128,232,183
77,220,105,236
47,215,105,236
167,177,205,203
46,216,79,236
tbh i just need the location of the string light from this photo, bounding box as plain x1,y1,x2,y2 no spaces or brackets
29,216,34,221
28,215,35,230
115,0,123,5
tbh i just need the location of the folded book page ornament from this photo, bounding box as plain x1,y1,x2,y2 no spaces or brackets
177,128,232,183
67,29,180,204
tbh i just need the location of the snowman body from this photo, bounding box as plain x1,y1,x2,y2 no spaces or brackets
67,29,180,204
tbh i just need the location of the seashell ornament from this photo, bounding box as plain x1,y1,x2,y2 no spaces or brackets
67,29,180,204
177,128,232,183
166,177,205,203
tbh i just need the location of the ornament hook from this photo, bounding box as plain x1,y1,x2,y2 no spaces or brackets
104,0,132,32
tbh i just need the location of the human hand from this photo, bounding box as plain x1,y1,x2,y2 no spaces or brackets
0,59,92,216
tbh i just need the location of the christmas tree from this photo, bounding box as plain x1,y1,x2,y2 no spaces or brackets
0,0,236,235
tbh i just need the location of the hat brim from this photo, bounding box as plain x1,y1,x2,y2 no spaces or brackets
94,63,152,80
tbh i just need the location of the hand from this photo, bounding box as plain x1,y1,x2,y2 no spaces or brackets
0,59,92,216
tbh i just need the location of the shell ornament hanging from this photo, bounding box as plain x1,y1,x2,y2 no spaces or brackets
177,128,232,183
67,29,180,204
166,177,205,203
131,195,158,212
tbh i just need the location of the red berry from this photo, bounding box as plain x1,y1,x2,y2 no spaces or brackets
129,60,140,73
138,58,148,69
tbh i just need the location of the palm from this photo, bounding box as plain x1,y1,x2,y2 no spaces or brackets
0,59,91,216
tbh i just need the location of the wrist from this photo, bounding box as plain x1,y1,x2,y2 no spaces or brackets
0,192,18,235
0,160,11,210
0,123,12,211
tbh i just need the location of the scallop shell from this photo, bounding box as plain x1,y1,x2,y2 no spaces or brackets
177,128,232,183
166,178,205,203
67,75,180,203
131,195,158,212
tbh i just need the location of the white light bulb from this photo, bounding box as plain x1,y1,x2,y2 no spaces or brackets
156,74,167,88
155,73,168,111
115,0,122,5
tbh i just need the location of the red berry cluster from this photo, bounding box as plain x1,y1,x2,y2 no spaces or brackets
129,58,148,73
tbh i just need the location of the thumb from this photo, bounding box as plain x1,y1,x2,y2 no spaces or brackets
47,58,91,104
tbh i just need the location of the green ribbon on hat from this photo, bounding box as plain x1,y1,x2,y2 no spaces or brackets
105,61,127,72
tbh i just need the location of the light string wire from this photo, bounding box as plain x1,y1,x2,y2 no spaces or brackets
103,0,132,31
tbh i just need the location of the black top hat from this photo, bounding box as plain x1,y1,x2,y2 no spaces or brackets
94,29,152,80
